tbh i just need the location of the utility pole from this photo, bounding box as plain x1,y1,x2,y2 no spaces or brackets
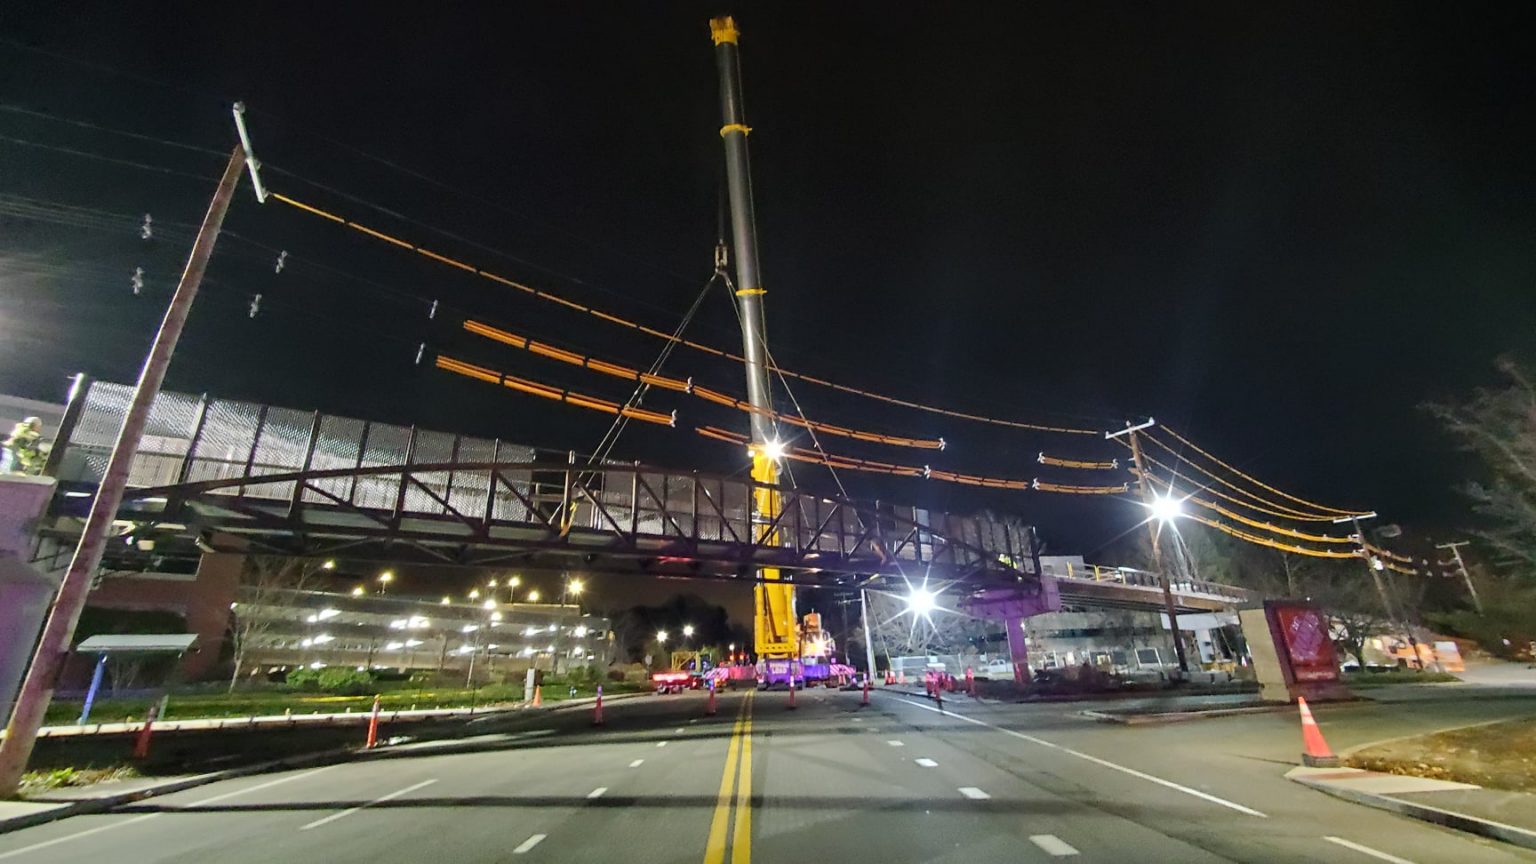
1436,541,1482,613
0,144,248,797
1112,419,1189,675
711,16,797,668
1336,513,1422,669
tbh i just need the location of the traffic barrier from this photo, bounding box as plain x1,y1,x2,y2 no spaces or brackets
593,685,605,726
706,682,718,716
365,694,381,749
132,705,159,760
531,686,543,708
1297,697,1339,767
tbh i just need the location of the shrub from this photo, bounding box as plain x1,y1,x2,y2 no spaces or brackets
606,668,627,682
316,667,375,695
285,667,322,691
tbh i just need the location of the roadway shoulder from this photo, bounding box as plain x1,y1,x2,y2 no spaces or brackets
1287,766,1536,852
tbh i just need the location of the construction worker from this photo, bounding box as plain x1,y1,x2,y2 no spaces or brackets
1,416,44,475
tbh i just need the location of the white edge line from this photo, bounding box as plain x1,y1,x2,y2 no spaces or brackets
895,697,1267,818
300,778,437,831
513,833,547,854
0,764,340,862
1323,836,1416,864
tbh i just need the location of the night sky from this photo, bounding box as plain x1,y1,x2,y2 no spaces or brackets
4,3,1535,590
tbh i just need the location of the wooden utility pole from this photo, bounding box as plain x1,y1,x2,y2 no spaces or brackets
1435,541,1482,613
0,146,247,797
1114,420,1190,675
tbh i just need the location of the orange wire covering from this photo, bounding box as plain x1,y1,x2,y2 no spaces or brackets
695,426,1028,488
1131,446,1346,522
463,319,945,451
435,355,674,426
1038,452,1119,470
1184,513,1361,559
1032,480,1130,495
1136,472,1356,544
1151,427,1371,517
269,191,1097,436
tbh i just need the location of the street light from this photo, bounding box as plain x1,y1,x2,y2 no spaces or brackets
683,624,695,639
482,599,496,611
527,589,541,603
321,559,336,570
1148,494,1183,524
351,585,365,597
568,578,584,596
440,596,451,605
656,630,669,645
905,586,937,617
468,588,481,600
377,570,394,595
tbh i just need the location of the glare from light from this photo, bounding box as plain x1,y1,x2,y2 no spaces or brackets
527,590,541,603
567,579,584,596
378,570,395,584
321,559,336,570
762,439,786,461
490,611,504,622
318,608,340,620
509,575,522,587
906,587,937,617
482,599,496,610
440,596,451,605
1148,494,1183,524
488,578,499,588
573,625,588,638
461,624,479,633
468,589,481,600
351,585,365,597
656,630,669,645
682,624,695,638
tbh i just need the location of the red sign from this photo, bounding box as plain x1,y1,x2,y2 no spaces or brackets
1272,603,1340,684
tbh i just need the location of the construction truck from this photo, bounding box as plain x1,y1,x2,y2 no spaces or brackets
757,612,841,688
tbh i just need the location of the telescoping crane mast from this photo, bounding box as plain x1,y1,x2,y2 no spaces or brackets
709,17,800,679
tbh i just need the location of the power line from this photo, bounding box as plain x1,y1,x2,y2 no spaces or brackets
0,103,227,156
0,133,220,181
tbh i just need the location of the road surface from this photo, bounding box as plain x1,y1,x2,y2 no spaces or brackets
3,686,1534,863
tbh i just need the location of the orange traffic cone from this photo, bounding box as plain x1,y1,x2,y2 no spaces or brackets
365,694,381,749
1297,697,1339,767
706,683,718,716
593,686,605,726
531,686,542,708
862,677,870,706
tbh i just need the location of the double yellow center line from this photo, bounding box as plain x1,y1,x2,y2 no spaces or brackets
703,690,754,864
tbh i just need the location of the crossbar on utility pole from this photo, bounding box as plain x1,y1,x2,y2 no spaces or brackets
1121,422,1189,675
0,145,247,799
1436,540,1482,613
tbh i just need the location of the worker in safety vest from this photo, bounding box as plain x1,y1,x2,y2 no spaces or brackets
1,417,44,475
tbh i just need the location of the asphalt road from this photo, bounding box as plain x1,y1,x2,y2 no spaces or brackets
3,685,1535,863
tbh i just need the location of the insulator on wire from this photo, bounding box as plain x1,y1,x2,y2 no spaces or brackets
274,250,288,274
248,293,262,319
140,214,153,240
415,343,426,365
428,299,438,320
130,266,144,296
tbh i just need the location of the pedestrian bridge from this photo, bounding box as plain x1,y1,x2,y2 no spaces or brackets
45,381,1248,611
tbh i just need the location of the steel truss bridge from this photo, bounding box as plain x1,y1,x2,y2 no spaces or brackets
45,381,1247,611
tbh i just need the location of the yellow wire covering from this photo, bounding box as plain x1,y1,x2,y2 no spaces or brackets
1139,474,1356,543
270,191,1098,436
1185,513,1361,559
1132,444,1346,522
1154,426,1371,517
1032,480,1130,495
435,355,674,426
463,320,945,450
1038,452,1119,470
695,426,1032,489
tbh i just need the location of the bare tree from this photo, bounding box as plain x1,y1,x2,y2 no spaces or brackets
228,556,326,692
1423,357,1536,571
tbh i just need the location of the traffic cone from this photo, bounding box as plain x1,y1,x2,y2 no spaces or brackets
788,676,797,710
706,683,718,716
862,677,870,706
1297,697,1339,767
365,694,381,749
531,686,542,708
593,686,605,726
132,704,159,760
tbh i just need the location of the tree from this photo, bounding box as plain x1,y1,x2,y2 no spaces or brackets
227,556,326,691
1423,357,1536,571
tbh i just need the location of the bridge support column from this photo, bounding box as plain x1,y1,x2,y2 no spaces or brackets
1005,617,1030,685
960,576,1060,687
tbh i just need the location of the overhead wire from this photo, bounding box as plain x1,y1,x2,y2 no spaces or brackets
1154,426,1370,517
435,355,675,426
1137,471,1356,544
0,103,228,156
1038,452,1119,470
266,190,1103,437
0,133,221,181
1131,439,1349,522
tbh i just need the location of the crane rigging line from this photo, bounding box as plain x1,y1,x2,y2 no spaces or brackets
1153,426,1371,517
461,319,946,450
265,191,1101,436
1128,437,1352,522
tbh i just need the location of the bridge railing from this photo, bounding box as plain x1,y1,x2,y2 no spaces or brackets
57,382,1038,579
1055,562,1253,604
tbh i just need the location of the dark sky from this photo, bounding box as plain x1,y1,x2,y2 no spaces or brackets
4,2,1535,584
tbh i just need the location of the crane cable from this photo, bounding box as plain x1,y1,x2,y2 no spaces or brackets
267,191,1101,437
1154,426,1371,517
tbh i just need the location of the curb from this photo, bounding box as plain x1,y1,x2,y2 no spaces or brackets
1080,704,1290,725
1287,768,1536,852
0,745,357,836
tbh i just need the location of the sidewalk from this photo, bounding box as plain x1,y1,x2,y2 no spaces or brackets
1288,766,1536,851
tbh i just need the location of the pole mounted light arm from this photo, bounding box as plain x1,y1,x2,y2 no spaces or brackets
231,102,269,203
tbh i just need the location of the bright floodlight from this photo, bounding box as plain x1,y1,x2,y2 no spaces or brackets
1149,494,1183,523
527,590,541,602
321,559,336,570
509,575,522,587
656,630,669,644
762,439,786,461
683,624,695,637
568,579,584,595
906,587,937,616
482,599,496,610
350,585,365,597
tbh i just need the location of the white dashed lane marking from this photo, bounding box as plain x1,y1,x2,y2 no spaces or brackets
629,759,645,768
1323,837,1415,864
513,834,547,854
301,778,437,831
887,740,904,747
958,787,991,800
1030,835,1080,857
657,741,668,747
587,787,608,799
914,758,938,768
